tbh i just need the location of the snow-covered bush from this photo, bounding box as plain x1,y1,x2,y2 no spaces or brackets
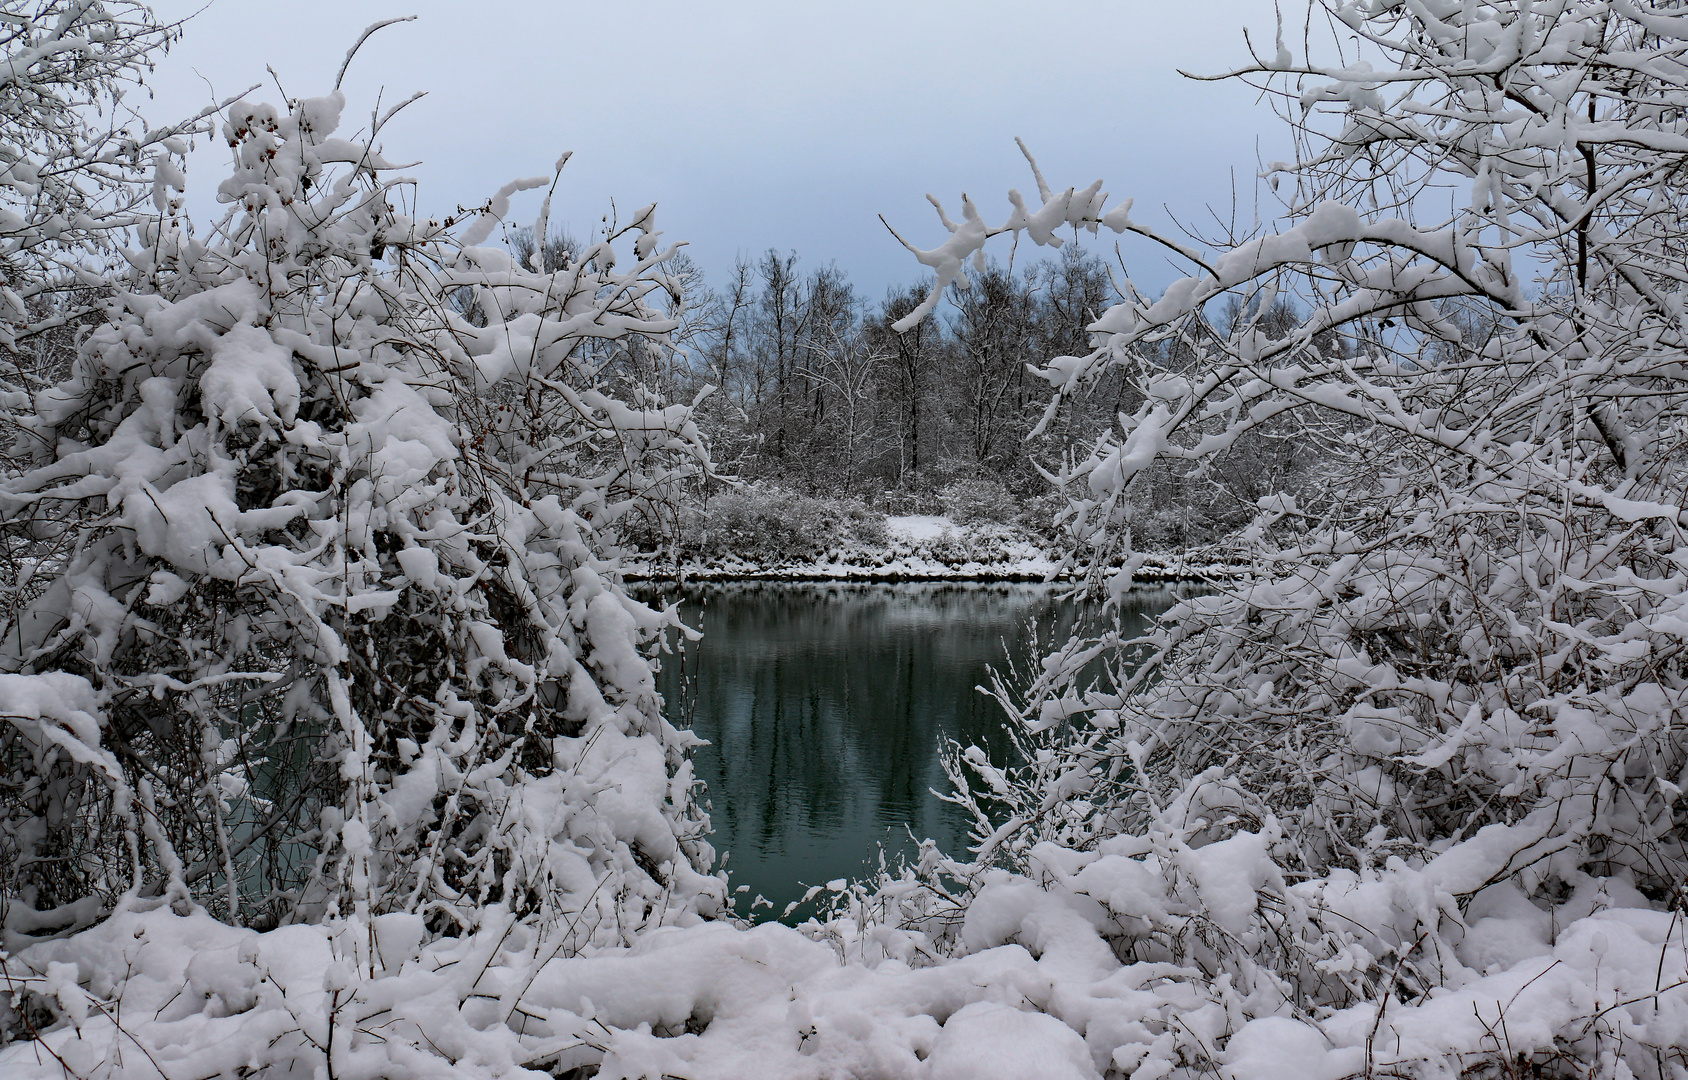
0,1,223,665
937,477,1016,526
873,0,1688,1073
0,48,722,949
675,483,886,563
0,1,219,356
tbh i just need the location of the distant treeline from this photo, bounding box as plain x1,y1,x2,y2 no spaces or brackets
495,226,1354,548
575,236,1346,548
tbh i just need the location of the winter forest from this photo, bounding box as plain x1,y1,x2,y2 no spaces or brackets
3,1,1688,1077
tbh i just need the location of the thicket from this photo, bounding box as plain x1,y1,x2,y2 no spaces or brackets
849,1,1688,1075
0,5,720,950
669,485,886,564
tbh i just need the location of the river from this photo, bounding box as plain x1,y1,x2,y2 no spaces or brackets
648,580,1186,919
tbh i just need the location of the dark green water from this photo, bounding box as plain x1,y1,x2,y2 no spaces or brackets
649,581,1183,920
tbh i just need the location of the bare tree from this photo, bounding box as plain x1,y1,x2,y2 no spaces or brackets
946,261,1039,470
798,322,887,491
867,284,942,488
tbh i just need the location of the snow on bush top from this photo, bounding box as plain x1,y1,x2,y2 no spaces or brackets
1,16,720,949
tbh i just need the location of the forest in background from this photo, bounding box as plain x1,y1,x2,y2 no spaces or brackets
502,231,1343,554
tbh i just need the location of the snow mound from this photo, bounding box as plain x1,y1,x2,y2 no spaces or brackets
6,861,1684,1079
885,514,959,541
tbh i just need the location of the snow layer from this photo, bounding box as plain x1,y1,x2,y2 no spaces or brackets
885,514,958,542
6,855,1683,1079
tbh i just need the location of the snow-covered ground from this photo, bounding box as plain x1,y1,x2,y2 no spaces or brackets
5,834,1682,1079
884,514,958,542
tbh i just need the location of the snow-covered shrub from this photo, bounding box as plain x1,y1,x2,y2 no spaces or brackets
873,1,1688,1073
0,59,721,946
895,520,1026,569
938,477,1016,526
0,1,219,355
1006,486,1066,541
678,483,885,563
0,1,222,673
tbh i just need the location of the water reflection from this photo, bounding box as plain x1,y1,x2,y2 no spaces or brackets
648,581,1183,919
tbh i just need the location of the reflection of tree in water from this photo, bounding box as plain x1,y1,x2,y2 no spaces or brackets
650,582,1184,918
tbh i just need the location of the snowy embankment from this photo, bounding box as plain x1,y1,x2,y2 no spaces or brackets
6,834,1683,1079
626,515,1238,583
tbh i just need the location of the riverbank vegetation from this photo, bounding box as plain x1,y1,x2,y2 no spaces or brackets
618,242,1325,554
3,2,1687,1078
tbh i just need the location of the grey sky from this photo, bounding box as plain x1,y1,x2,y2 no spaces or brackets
147,1,1290,302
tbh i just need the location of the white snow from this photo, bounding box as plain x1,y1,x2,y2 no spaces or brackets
5,859,1685,1079
626,513,1240,584
884,514,959,541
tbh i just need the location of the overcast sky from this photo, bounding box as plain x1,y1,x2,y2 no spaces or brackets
145,0,1291,302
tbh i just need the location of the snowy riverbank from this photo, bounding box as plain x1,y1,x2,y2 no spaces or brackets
625,515,1241,583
